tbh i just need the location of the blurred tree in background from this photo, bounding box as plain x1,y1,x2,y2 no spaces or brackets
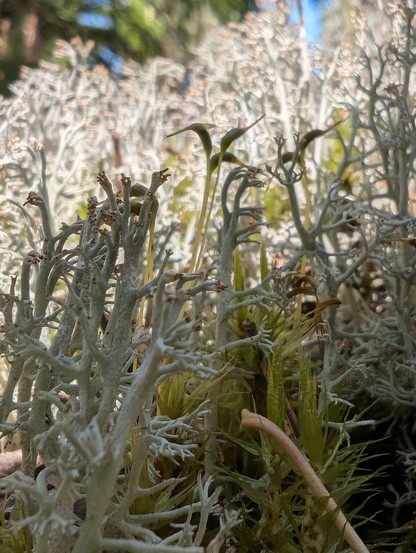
0,0,267,95
320,0,389,50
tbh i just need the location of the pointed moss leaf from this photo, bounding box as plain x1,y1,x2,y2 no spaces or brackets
165,122,215,157
260,241,268,282
233,248,245,293
220,114,265,154
130,183,148,197
298,354,324,467
281,151,296,164
300,120,341,153
233,248,248,324
266,344,285,427
209,151,245,172
220,432,262,456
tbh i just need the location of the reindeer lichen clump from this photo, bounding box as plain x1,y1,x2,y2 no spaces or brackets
0,120,374,553
0,167,229,552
